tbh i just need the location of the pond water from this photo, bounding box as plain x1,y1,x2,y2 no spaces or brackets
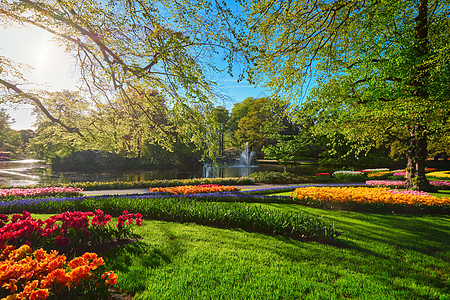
0,160,320,187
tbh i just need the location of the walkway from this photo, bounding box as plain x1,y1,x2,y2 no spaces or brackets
82,182,366,196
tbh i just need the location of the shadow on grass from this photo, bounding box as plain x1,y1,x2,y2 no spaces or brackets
263,204,449,295
103,241,170,270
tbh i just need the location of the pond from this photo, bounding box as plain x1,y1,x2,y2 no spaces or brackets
0,160,321,187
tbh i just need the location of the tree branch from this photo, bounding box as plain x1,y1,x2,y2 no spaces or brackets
0,78,85,138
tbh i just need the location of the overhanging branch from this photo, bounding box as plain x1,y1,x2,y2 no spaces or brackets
0,78,85,138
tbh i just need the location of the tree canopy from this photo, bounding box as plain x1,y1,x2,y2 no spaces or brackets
0,0,225,157
229,0,450,190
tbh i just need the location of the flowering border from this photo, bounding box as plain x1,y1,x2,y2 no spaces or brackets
0,245,117,299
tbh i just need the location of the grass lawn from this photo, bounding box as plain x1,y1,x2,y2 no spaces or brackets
82,203,450,299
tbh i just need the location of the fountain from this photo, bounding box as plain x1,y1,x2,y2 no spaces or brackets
239,142,256,166
202,142,258,178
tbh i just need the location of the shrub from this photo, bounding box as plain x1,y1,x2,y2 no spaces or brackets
333,171,367,182
247,171,311,184
52,150,128,171
0,245,117,299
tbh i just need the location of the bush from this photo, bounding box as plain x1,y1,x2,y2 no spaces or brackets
52,150,129,171
247,171,312,184
333,171,367,182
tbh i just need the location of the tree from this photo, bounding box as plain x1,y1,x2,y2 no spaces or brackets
231,0,450,191
0,108,21,158
0,0,222,158
229,97,292,156
212,106,230,157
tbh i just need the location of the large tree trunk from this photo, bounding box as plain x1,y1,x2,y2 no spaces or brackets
405,125,435,191
405,0,435,192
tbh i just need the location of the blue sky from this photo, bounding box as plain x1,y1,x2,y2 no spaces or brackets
1,21,271,131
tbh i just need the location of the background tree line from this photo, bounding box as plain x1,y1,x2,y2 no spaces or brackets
3,94,447,172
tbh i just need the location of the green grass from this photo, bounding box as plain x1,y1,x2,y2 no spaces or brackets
429,190,450,198
88,204,450,299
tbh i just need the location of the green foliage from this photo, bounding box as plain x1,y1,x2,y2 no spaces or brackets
247,171,312,184
51,150,129,171
229,97,293,156
227,0,450,191
0,108,22,158
262,129,322,169
1,0,227,161
332,172,368,182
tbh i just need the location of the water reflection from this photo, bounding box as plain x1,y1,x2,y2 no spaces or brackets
1,160,320,187
0,160,204,187
203,163,259,178
0,160,44,187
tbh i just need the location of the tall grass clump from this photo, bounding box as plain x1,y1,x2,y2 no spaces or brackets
333,171,367,182
0,196,339,241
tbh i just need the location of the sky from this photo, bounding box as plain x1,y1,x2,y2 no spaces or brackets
1,23,271,131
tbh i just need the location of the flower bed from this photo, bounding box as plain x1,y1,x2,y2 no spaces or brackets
0,195,339,241
0,210,142,253
0,209,142,299
0,187,84,200
149,184,240,194
0,244,117,299
7,177,254,191
291,186,450,213
367,171,394,179
361,168,390,173
366,180,450,190
426,171,450,180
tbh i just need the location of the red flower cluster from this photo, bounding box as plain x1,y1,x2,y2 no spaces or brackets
117,211,143,228
0,210,142,249
0,212,44,245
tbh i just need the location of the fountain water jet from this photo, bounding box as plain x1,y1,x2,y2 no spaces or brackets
239,142,256,166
